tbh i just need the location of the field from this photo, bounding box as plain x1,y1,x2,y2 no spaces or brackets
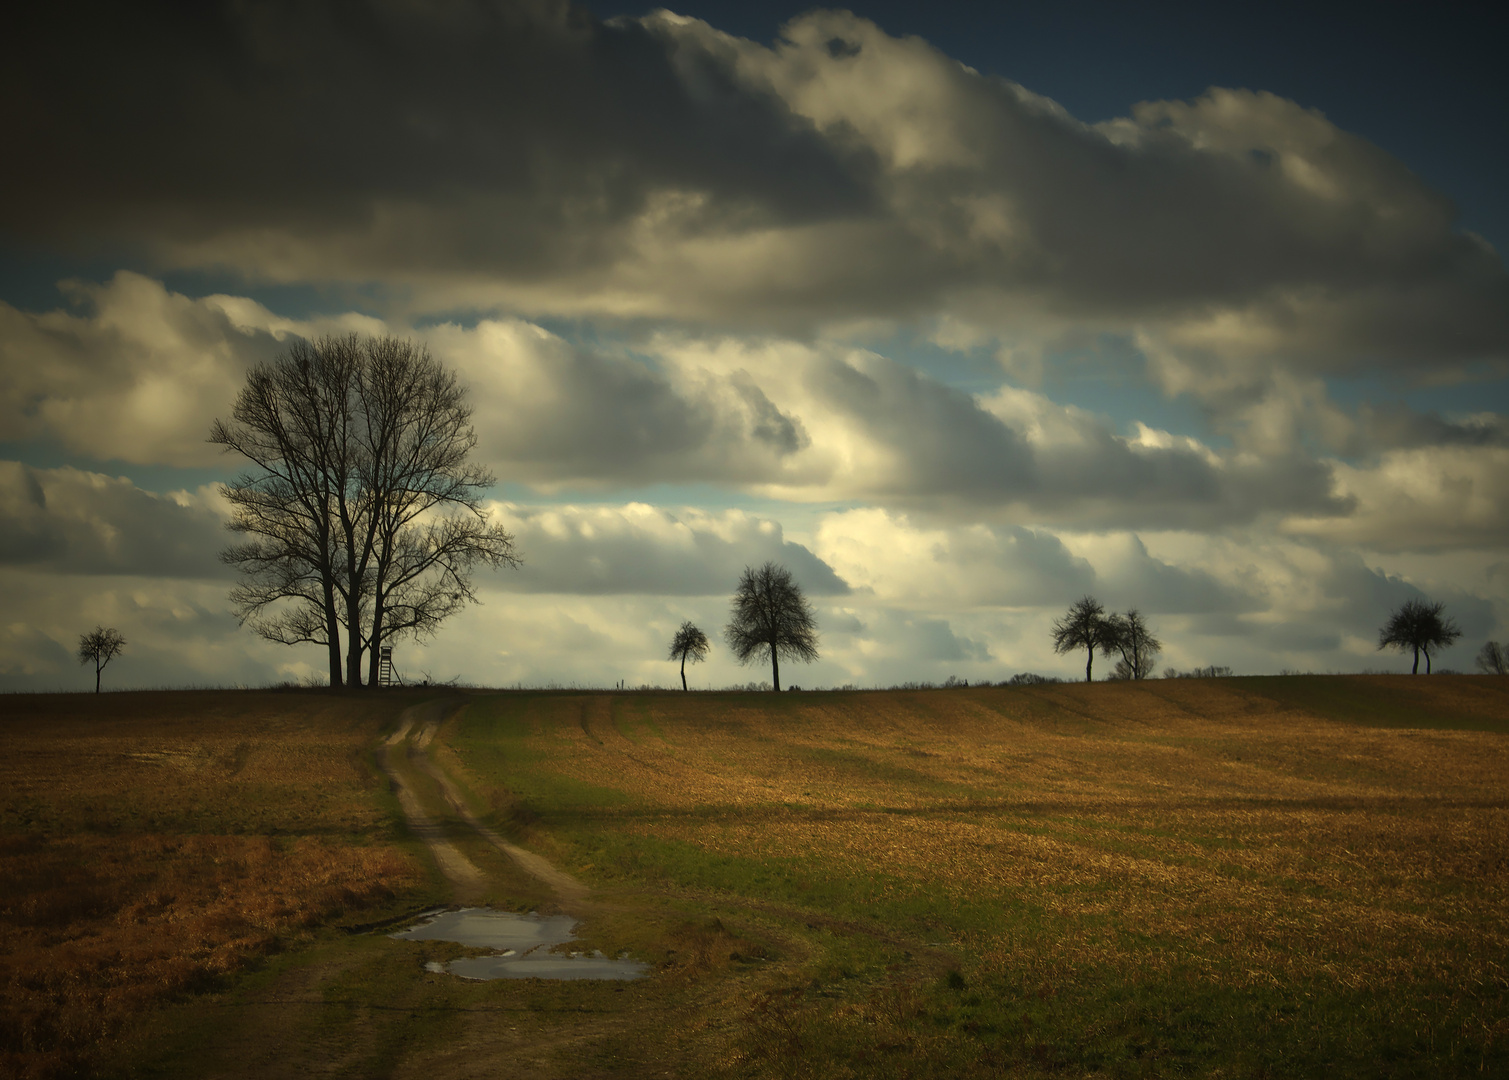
0,690,426,1079
4,676,1509,1077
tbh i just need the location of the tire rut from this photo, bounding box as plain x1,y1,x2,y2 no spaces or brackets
382,699,586,906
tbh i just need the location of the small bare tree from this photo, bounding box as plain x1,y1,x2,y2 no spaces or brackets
667,621,710,691
1106,609,1162,680
1051,596,1118,682
1378,598,1461,674
1476,641,1507,675
725,562,818,692
77,626,126,694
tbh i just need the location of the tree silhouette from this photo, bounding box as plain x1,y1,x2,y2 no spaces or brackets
667,621,710,691
1475,641,1507,675
77,626,125,694
1378,598,1461,674
724,562,819,692
1051,596,1118,682
1106,609,1162,680
212,335,519,687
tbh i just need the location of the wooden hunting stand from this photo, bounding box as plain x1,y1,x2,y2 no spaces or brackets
379,646,396,687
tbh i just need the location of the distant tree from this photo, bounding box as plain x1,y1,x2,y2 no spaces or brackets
1378,599,1462,674
1008,672,1060,685
77,626,126,694
724,562,819,692
1051,596,1118,682
1164,665,1234,679
668,621,710,691
1477,641,1508,675
1106,609,1162,680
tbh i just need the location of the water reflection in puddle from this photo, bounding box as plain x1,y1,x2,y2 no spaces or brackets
391,908,648,981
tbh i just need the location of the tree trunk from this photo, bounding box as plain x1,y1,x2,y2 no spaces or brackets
323,580,342,688
1425,651,1432,675
1085,646,1094,682
771,640,781,692
680,654,687,692
345,591,365,688
1412,646,1420,674
95,663,101,694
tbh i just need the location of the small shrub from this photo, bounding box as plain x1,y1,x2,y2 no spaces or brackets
1164,665,1235,679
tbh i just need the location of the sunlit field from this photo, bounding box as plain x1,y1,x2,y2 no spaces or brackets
4,677,1508,1079
0,691,425,1080
446,676,1509,1077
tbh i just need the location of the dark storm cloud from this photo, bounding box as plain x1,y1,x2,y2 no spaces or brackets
4,3,1504,371
1,0,870,277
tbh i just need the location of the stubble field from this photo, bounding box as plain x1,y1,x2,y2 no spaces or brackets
4,676,1508,1078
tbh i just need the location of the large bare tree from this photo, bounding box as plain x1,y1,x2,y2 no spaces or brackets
725,562,818,692
212,337,358,685
211,335,518,687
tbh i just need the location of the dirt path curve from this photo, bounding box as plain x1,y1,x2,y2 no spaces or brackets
381,699,587,906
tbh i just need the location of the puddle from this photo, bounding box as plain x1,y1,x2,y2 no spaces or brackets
390,908,648,981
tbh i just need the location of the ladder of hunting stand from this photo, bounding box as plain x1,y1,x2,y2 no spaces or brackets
379,646,394,687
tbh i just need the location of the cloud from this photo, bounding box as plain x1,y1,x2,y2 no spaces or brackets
491,501,849,595
2,4,1502,380
429,319,817,487
0,278,1352,529
814,508,1092,608
0,273,281,466
0,462,229,578
656,336,1346,526
1054,532,1253,614
1282,445,1509,552
10,274,1503,552
0,271,391,468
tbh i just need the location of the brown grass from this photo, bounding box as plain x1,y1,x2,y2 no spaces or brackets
0,690,425,1080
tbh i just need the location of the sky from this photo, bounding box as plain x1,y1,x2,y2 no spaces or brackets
2,0,1506,691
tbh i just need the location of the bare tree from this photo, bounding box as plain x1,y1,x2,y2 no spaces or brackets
668,621,710,691
77,626,125,694
211,337,358,685
1378,598,1462,674
1051,596,1118,682
1476,641,1507,675
212,334,519,687
725,562,818,692
1106,609,1162,680
350,337,519,687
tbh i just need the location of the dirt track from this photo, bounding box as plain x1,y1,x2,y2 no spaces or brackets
381,699,587,906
